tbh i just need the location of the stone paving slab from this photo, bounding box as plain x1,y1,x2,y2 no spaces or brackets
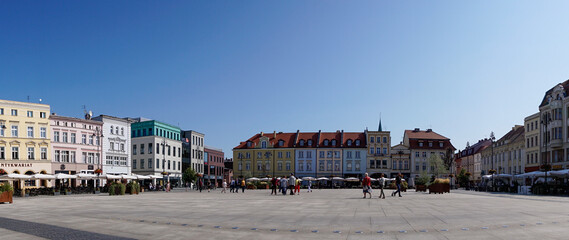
1,189,569,239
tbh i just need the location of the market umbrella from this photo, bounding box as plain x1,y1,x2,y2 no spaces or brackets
76,173,96,179
332,177,344,181
135,175,151,180
302,177,316,181
259,177,269,181
32,174,55,180
55,173,77,179
246,177,260,182
317,177,329,181
121,174,137,180
0,173,32,179
104,174,122,180
344,177,359,182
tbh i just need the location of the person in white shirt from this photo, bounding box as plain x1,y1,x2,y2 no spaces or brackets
221,180,227,193
280,177,288,195
378,173,386,199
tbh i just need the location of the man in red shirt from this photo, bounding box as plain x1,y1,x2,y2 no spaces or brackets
362,173,372,198
270,177,278,195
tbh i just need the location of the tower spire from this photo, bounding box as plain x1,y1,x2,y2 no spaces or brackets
378,114,383,132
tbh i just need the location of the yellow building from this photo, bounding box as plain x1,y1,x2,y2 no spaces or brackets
365,120,392,177
0,99,52,188
233,131,295,178
524,113,540,172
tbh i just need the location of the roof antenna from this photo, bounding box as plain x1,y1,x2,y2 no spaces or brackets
27,96,30,102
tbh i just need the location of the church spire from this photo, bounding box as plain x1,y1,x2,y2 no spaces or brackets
378,115,383,132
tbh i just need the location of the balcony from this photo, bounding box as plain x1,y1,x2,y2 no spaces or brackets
550,139,563,149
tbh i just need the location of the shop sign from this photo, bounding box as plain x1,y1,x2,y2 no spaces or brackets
0,163,33,168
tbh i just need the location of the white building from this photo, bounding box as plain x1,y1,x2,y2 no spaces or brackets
92,115,131,175
182,130,204,174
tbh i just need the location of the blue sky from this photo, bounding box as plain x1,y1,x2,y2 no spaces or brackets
1,1,568,156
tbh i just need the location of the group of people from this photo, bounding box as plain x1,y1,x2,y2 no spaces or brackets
270,173,310,195
229,177,246,193
362,173,403,199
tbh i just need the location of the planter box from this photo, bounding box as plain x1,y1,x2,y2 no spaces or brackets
0,191,13,204
428,183,450,194
416,185,427,192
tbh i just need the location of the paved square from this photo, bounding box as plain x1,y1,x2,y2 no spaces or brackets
1,189,569,239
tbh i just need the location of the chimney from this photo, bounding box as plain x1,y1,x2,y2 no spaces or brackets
413,128,420,132
273,131,276,139
426,129,432,132
260,132,264,137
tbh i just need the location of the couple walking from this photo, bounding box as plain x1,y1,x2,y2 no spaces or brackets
362,173,402,199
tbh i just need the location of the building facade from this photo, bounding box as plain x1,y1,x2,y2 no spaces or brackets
538,81,569,170
92,115,131,176
0,99,51,188
181,130,204,174
391,143,411,177
130,119,182,186
455,139,491,182
481,126,525,175
404,128,455,179
365,123,391,177
316,131,343,177
50,114,103,186
204,146,225,187
524,113,541,172
294,132,317,178
342,132,367,178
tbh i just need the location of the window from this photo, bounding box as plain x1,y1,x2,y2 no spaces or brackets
347,139,352,146
140,144,144,154
246,162,251,170
27,111,33,117
278,152,282,158
299,151,304,158
27,147,34,159
286,152,291,158
355,161,360,171
383,137,387,143
0,125,3,137
53,131,60,142
156,159,160,168
422,152,427,158
69,133,76,143
110,126,114,134
12,126,18,137
376,148,381,154
306,160,312,171
307,140,313,146
307,151,312,158
121,128,124,136
89,135,94,145
334,160,340,171
347,151,352,158
370,160,375,168
71,151,76,163
355,140,360,146
41,148,47,159
148,143,153,154
383,148,387,154
27,127,34,138
355,151,361,159
133,145,137,155
82,134,86,144
319,161,324,171
331,139,336,146
347,161,352,171
370,148,375,154
327,160,332,171
298,161,304,171
439,142,443,148
168,146,171,156
0,108,3,115
0,147,4,159
11,109,17,116
148,159,153,168
299,140,305,146
382,160,387,167
286,162,291,171
370,137,374,143
428,142,433,147
261,141,267,149
133,160,137,169
327,151,332,158
419,142,423,147
40,112,46,118
324,139,329,146
110,142,115,151
278,140,284,147
319,151,325,158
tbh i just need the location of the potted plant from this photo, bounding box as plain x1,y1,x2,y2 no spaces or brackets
0,182,14,203
415,172,430,192
24,189,30,197
428,178,451,194
94,168,103,174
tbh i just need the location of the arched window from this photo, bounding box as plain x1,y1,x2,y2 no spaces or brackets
110,126,114,134
278,140,284,147
261,141,267,149
355,139,361,146
299,139,305,146
347,139,353,146
331,139,336,146
323,139,329,146
307,140,313,146
121,128,124,136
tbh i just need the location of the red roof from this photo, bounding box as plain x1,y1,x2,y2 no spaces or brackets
234,131,367,149
405,129,455,150
405,130,449,140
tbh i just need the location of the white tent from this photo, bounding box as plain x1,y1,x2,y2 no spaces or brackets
0,173,32,179
332,177,344,180
135,175,151,180
32,174,55,180
76,173,97,179
104,174,122,180
548,169,569,177
120,174,137,180
149,175,163,179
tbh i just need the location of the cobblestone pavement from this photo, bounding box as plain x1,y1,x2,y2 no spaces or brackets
1,189,569,239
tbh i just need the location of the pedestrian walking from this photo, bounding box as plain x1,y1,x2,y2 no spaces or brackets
391,173,403,197
307,180,312,192
271,177,278,195
230,178,235,193
288,173,296,195
221,180,227,193
198,178,203,193
378,173,386,199
362,173,372,198
280,176,288,195
295,177,301,195
166,182,171,192
241,178,246,193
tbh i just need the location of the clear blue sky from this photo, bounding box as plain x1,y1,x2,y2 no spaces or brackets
1,1,568,156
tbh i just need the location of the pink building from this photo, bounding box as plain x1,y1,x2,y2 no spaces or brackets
50,114,103,187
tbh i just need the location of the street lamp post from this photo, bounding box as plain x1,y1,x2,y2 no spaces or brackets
541,112,552,193
490,132,495,191
93,128,103,191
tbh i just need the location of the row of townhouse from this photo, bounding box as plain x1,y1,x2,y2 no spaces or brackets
233,123,456,181
457,79,569,182
0,99,222,188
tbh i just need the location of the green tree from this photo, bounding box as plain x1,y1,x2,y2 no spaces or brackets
457,168,469,187
428,153,449,177
442,147,454,171
182,167,197,186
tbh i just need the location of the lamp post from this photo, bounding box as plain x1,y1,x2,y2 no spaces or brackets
238,154,243,178
541,112,552,193
264,151,272,177
92,128,103,190
490,132,495,191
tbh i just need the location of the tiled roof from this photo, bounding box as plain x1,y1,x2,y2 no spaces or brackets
405,129,455,150
405,130,449,140
234,131,367,149
496,125,525,145
459,139,492,157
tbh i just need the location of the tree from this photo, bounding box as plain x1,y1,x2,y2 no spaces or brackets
442,147,454,171
457,168,469,187
428,153,449,177
182,167,197,186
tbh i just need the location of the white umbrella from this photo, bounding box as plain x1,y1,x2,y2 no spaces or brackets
317,177,329,181
76,173,97,179
344,177,359,182
0,173,32,179
55,173,77,179
332,177,344,180
302,177,316,181
135,175,151,180
549,169,569,177
121,174,136,180
105,174,122,180
32,174,55,180
259,177,269,181
149,175,163,179
246,177,260,182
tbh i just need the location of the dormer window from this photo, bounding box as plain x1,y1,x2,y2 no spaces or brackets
299,139,305,147
347,139,353,146
278,140,284,147
419,142,423,147
439,142,443,147
261,141,267,149
323,139,329,146
331,139,337,146
246,141,252,147
428,142,433,147
307,140,313,146
355,139,361,146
